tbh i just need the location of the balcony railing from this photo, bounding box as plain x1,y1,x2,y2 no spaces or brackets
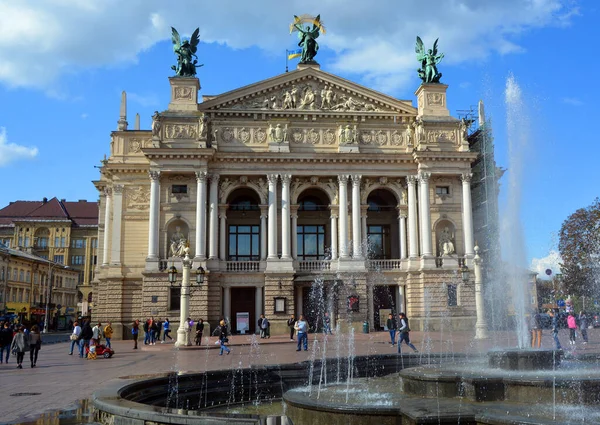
366,259,403,271
225,261,261,272
297,260,332,272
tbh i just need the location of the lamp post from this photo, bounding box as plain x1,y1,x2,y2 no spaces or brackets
172,247,205,347
43,261,66,334
473,245,489,339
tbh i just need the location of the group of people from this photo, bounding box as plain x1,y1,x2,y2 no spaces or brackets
130,317,210,349
386,312,419,353
533,310,591,350
68,319,113,358
0,321,43,368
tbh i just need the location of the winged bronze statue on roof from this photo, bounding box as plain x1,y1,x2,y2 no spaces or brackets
415,36,444,84
291,14,325,64
171,27,203,77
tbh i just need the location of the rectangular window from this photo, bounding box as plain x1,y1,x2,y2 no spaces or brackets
54,236,60,247
12,269,17,281
169,287,181,310
37,237,48,248
367,225,391,259
93,255,97,265
34,273,38,284
297,225,326,260
39,255,48,260
172,185,188,194
18,290,22,302
18,236,23,246
19,270,24,281
71,239,86,249
71,255,84,265
436,186,450,195
25,292,29,303
91,239,98,248
24,236,30,247
26,271,30,282
61,237,66,247
448,284,458,307
228,225,260,261
53,255,64,264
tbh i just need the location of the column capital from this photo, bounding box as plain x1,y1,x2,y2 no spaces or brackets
418,171,431,182
260,204,269,214
338,174,349,184
461,172,473,183
103,187,112,197
209,173,220,184
281,174,292,185
113,184,124,194
351,174,362,186
195,171,208,182
398,210,408,219
267,174,279,185
405,175,418,186
149,171,161,181
360,204,369,214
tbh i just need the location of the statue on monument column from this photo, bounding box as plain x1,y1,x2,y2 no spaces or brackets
170,226,188,257
415,36,444,84
171,27,203,77
290,15,325,64
439,226,455,256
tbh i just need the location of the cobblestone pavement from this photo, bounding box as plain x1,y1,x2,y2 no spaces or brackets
1,328,599,424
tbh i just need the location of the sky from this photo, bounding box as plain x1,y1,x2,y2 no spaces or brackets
0,0,596,274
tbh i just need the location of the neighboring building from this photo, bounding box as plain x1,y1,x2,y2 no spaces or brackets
94,62,492,339
0,197,99,318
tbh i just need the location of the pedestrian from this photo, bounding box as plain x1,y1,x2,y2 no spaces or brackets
579,311,589,344
295,315,308,352
79,319,93,358
195,319,204,346
567,312,577,345
10,326,29,369
258,314,266,338
69,321,81,355
143,319,151,345
150,320,158,345
397,313,418,353
287,315,296,341
548,309,562,350
92,322,103,346
103,322,113,349
28,325,42,368
162,318,172,343
0,322,13,363
184,317,192,345
530,310,542,349
217,319,231,355
155,318,162,342
323,312,333,335
261,315,270,339
132,320,140,349
386,313,397,346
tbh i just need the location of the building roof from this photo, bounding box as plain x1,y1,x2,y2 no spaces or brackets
0,197,98,228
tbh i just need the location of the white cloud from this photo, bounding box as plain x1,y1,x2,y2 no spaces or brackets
530,250,562,280
0,0,578,93
0,127,39,166
562,97,583,106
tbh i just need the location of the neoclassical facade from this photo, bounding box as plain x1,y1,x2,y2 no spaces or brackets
93,63,482,338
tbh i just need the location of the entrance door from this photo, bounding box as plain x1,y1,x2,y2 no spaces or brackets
230,287,256,334
373,285,397,331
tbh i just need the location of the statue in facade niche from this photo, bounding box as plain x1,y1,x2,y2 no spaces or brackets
439,226,455,256
338,124,356,144
151,111,161,137
171,27,203,77
269,123,288,143
170,226,188,257
415,36,444,84
199,114,209,139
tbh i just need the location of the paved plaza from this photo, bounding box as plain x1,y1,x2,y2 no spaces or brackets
1,329,599,424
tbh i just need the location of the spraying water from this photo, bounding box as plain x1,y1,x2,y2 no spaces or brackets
503,73,530,348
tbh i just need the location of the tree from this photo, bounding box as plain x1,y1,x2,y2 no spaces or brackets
558,198,600,297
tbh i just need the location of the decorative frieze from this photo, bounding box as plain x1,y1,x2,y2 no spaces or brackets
127,138,152,153
125,186,150,210
164,123,198,139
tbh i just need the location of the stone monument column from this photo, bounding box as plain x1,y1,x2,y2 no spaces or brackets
338,175,349,259
398,211,407,259
418,172,432,257
102,187,112,266
110,185,124,265
147,171,161,262
461,173,475,257
260,206,268,261
267,174,279,259
406,176,419,258
195,172,207,260
281,174,292,259
351,175,363,258
208,174,219,260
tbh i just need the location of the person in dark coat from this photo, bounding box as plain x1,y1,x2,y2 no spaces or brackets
78,320,93,358
579,311,589,344
10,326,30,369
386,313,397,346
217,320,230,355
28,325,42,368
132,320,140,349
0,322,13,363
195,319,204,346
397,313,418,353
287,315,296,341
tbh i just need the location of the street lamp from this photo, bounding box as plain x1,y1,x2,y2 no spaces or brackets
172,247,201,347
43,261,67,334
460,264,470,283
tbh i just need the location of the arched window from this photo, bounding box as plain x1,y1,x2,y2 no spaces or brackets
229,196,259,211
299,196,326,211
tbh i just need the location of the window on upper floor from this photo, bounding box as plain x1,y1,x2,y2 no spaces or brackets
53,255,64,264
71,239,86,249
436,186,450,196
37,237,48,248
26,271,30,283
297,225,326,260
71,255,84,265
19,270,24,282
367,225,391,259
91,239,98,249
18,236,23,246
228,225,260,261
24,236,30,247
13,268,17,281
171,184,188,194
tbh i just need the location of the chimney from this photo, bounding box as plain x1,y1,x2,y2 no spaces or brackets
78,200,87,203
61,198,66,203
42,197,48,203
117,91,128,131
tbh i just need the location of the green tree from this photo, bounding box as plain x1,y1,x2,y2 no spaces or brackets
558,198,600,297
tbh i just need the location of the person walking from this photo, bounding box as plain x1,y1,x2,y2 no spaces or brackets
79,320,93,358
579,311,589,344
195,319,204,346
295,315,308,352
69,321,81,355
218,319,231,355
287,315,296,341
103,322,113,349
28,325,42,368
397,313,418,353
386,313,397,346
162,318,172,343
258,314,266,339
549,309,562,350
0,321,13,363
10,326,29,369
150,320,158,345
92,322,103,346
143,319,151,345
323,312,333,335
530,310,542,349
132,320,140,349
567,312,577,345
155,318,162,342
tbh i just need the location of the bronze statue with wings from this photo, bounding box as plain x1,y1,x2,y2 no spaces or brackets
415,36,444,84
291,14,323,63
171,27,203,77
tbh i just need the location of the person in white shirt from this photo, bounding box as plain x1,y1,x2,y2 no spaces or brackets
69,321,81,355
91,322,103,345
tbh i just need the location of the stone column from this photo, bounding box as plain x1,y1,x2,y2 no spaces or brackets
208,174,219,260
406,176,419,259
147,171,160,261
175,251,192,347
260,206,268,261
338,175,349,259
461,173,475,256
361,205,368,247
296,285,303,317
418,172,432,257
291,206,299,260
219,207,227,261
351,174,362,259
330,211,338,260
267,174,279,259
396,285,405,313
223,286,231,324
398,212,407,259
255,286,263,332
110,185,124,265
102,188,112,266
195,171,207,260
281,174,292,259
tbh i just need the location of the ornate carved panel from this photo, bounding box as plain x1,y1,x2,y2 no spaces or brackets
164,123,198,139
125,186,150,210
127,138,152,153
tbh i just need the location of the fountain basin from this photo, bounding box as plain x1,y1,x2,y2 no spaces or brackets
488,348,561,371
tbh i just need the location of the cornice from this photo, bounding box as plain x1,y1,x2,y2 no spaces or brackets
413,151,478,163
213,152,415,165
142,147,216,160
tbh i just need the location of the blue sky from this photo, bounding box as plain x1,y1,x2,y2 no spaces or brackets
0,0,596,271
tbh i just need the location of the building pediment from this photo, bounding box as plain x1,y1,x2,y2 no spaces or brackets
199,67,416,116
